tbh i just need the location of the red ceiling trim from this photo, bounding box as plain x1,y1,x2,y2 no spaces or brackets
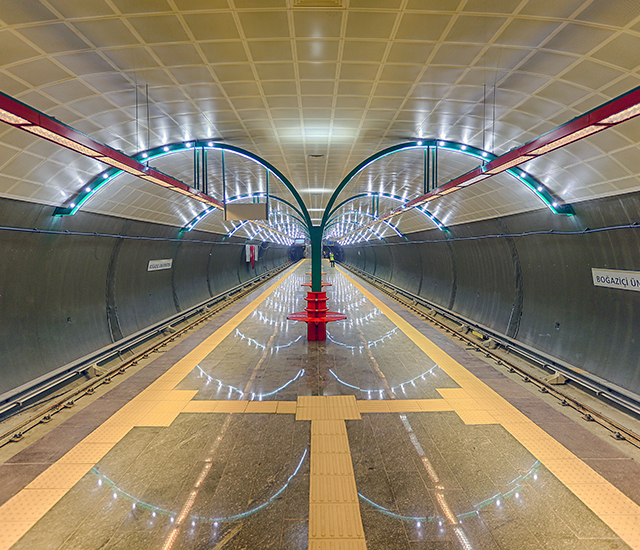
0,92,223,209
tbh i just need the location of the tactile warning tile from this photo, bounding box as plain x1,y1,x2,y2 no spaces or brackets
58,443,114,464
213,401,248,413
311,420,347,436
161,390,199,401
26,463,93,490
134,389,196,402
416,399,454,412
148,400,190,414
137,411,182,426
488,410,530,424
182,400,220,413
357,401,390,413
297,407,331,421
521,438,576,461
437,388,472,400
82,424,132,444
245,401,278,414
104,402,156,425
0,489,67,522
296,396,361,420
455,410,498,425
311,454,354,476
572,487,640,516
387,400,421,412
543,459,611,485
276,401,297,414
326,396,360,419
309,541,367,549
506,424,556,441
443,398,482,411
600,515,640,543
312,435,351,454
310,476,358,503
309,504,365,539
135,390,171,401
298,396,325,408
0,522,33,549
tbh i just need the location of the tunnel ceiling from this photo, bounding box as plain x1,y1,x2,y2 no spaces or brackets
0,0,640,236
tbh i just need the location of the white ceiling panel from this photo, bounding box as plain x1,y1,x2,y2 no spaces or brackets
0,0,637,239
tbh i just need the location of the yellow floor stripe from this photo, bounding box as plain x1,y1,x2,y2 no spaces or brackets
308,400,366,550
0,265,300,550
339,267,640,549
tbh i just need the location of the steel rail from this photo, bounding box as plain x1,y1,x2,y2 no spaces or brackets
0,261,295,447
340,263,640,449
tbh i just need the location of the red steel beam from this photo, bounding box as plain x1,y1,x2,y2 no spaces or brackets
338,85,640,241
405,84,640,210
0,91,223,210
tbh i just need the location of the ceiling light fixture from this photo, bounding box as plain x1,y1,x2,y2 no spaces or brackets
0,91,223,213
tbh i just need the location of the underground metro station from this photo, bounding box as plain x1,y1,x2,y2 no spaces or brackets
1,1,640,549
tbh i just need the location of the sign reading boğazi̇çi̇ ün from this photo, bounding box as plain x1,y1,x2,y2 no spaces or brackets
147,259,173,272
592,268,640,292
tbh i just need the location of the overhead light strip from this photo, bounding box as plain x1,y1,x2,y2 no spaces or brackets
0,91,223,211
337,85,640,242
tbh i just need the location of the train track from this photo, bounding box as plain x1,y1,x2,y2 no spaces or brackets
0,262,293,449
342,264,640,450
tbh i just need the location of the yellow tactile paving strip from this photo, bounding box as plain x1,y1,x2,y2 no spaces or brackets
3,262,640,550
0,265,299,550
296,395,361,421
308,399,366,550
339,267,640,549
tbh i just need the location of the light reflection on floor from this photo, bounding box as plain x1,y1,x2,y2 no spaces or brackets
7,260,632,550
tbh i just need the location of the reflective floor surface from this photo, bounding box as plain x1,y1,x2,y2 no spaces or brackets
1,260,639,550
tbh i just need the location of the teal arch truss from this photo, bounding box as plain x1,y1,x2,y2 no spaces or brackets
53,140,313,228
321,139,571,231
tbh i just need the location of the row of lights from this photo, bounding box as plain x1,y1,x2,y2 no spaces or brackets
91,449,308,526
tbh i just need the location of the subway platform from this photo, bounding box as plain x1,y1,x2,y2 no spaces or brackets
1,260,639,550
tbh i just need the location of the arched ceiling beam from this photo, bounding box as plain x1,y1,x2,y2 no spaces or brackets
326,192,446,231
185,193,308,235
405,84,640,214
0,92,223,213
50,139,312,227
332,85,640,243
320,138,565,235
324,210,404,240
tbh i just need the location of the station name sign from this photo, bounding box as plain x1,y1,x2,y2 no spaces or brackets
148,259,173,272
592,268,640,292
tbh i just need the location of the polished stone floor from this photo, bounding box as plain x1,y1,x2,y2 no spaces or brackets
1,260,639,550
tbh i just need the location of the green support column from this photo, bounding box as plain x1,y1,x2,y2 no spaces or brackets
310,225,323,292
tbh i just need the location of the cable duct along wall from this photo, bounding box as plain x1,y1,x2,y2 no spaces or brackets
342,191,640,398
0,197,291,400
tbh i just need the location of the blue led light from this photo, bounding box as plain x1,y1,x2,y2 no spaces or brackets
91,449,308,524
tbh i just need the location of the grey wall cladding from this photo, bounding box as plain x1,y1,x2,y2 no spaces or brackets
342,191,640,397
0,198,290,398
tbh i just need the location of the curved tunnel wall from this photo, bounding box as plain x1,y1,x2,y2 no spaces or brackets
342,191,640,398
0,197,291,401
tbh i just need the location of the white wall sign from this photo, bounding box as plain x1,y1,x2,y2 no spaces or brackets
592,268,640,292
147,259,173,272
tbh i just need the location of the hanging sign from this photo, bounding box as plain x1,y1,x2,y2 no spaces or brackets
147,259,173,271
592,268,640,292
225,203,268,221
